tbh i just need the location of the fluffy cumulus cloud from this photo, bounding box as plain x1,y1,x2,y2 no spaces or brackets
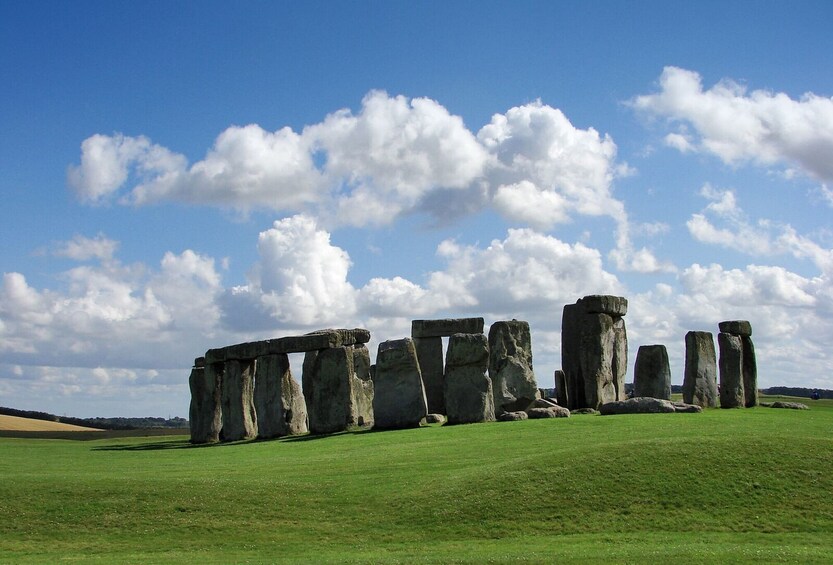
632,66,833,183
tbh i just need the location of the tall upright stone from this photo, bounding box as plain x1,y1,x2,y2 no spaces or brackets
633,344,672,400
741,336,758,408
683,331,717,407
254,353,308,439
303,345,374,435
189,357,223,444
413,337,444,414
561,295,628,410
718,333,745,408
718,320,757,408
488,320,539,413
373,338,428,429
444,333,494,424
221,359,257,441
554,369,568,408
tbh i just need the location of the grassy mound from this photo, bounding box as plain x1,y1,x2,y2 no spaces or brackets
1,398,831,563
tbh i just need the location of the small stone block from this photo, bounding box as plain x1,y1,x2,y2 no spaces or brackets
580,295,628,316
718,320,752,337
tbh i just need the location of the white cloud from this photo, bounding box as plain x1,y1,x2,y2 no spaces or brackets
491,180,570,230
52,233,119,262
633,66,833,182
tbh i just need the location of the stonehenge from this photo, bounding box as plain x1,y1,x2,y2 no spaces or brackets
561,295,628,410
633,344,671,400
188,297,765,443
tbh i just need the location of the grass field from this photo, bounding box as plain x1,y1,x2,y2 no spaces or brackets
1,397,832,563
0,414,103,433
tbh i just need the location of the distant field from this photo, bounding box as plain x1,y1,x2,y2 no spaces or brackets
1,396,831,563
0,414,103,432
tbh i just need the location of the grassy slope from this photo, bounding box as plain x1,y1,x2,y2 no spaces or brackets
1,398,832,563
0,414,103,432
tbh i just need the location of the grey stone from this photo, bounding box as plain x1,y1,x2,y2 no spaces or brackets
768,401,809,410
633,344,672,400
580,313,618,409
599,397,676,415
303,345,373,435
527,406,570,419
612,317,628,401
498,411,529,421
488,320,540,413
742,336,758,408
412,318,485,338
671,402,704,413
189,365,222,444
683,331,717,408
570,408,599,415
254,353,308,439
718,333,745,409
561,303,584,409
425,413,446,424
373,338,428,429
580,294,628,316
444,333,495,425
194,357,205,368
414,336,445,414
528,398,559,409
718,320,752,337
554,370,569,408
206,328,371,363
220,359,257,441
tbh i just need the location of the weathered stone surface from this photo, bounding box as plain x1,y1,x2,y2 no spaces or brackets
554,370,569,408
571,408,599,415
414,336,445,414
498,411,529,421
633,345,672,400
303,346,363,435
612,317,628,401
529,398,559,409
489,320,539,413
561,303,584,409
672,402,704,413
599,397,676,415
527,406,570,418
718,320,752,337
206,328,371,362
351,344,375,428
189,365,223,444
683,331,717,407
766,401,809,410
373,338,428,429
718,333,745,408
254,353,308,439
425,413,446,424
741,336,758,408
194,357,205,368
580,295,628,316
444,333,494,425
412,318,484,338
220,360,257,441
580,313,618,409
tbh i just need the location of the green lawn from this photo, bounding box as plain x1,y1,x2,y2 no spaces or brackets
1,397,832,563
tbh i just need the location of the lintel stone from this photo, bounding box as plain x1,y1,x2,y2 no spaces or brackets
718,320,752,337
579,295,628,317
205,328,371,362
411,318,484,338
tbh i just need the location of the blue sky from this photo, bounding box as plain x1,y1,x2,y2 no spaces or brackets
2,1,832,417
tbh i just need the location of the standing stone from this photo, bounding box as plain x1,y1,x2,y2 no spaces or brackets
414,337,445,414
221,359,257,441
580,313,617,408
554,369,568,408
683,331,717,407
561,303,584,409
254,353,308,439
612,317,628,401
718,333,745,408
633,344,672,400
444,333,495,424
189,363,223,444
488,320,539,413
373,338,428,429
741,336,758,408
351,344,375,428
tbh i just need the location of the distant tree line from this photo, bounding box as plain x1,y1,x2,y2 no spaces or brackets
0,406,189,429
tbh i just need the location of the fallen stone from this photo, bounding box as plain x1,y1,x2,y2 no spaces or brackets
570,408,599,415
220,359,258,441
769,401,809,410
373,338,428,429
718,333,745,409
444,333,495,425
425,413,446,424
489,320,539,413
528,397,559,409
527,406,570,418
413,336,445,414
599,397,676,415
633,344,672,400
671,402,703,413
718,320,752,337
254,353,308,439
683,331,717,408
412,318,485,338
498,411,529,421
